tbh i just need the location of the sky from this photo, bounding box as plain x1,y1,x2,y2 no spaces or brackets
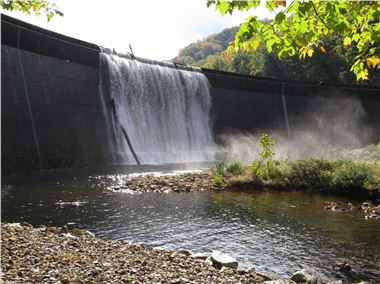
2,0,273,61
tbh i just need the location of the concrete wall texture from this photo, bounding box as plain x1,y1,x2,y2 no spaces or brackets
2,15,379,176
203,69,380,141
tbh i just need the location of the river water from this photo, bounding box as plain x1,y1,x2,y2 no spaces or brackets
2,172,379,283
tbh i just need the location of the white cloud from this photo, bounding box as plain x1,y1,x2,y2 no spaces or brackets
3,0,273,60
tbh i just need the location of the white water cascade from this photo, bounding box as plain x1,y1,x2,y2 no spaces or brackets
100,52,215,165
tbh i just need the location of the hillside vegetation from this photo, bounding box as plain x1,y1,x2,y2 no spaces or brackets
173,27,238,66
173,25,379,85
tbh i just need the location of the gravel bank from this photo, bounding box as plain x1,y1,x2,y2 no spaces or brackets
1,223,269,284
111,172,226,193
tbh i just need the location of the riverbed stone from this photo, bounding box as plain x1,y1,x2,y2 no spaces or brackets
205,256,214,267
190,252,208,260
210,250,238,270
263,280,294,284
290,269,318,284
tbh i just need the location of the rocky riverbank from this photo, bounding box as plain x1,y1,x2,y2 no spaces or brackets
1,223,268,283
111,171,226,193
1,223,353,284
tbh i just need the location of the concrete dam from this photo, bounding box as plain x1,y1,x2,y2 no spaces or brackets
2,14,379,176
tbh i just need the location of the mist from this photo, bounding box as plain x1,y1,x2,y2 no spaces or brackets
217,92,374,163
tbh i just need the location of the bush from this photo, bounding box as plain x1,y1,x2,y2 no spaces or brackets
288,159,335,190
213,162,226,176
226,161,244,175
286,159,376,192
267,161,291,183
213,173,223,186
331,161,371,191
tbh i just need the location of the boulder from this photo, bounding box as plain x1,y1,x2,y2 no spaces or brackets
290,269,318,284
210,250,238,270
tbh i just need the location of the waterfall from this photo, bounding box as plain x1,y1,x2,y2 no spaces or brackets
99,51,215,165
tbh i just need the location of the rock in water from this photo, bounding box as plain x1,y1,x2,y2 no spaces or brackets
290,269,318,284
210,250,238,270
333,261,351,272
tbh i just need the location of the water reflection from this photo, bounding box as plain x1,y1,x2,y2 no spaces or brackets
2,175,379,282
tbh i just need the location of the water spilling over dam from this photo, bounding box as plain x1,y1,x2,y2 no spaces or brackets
99,52,214,165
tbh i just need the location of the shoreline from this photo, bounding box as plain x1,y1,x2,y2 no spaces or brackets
2,223,359,284
110,171,380,220
1,223,281,283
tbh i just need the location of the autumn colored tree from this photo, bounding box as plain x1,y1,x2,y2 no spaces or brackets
207,0,379,81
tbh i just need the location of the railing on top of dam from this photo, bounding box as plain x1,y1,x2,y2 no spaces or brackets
2,13,379,93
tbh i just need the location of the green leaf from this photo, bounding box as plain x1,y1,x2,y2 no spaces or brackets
275,12,285,24
352,34,360,42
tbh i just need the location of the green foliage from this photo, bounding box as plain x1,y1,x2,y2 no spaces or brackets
175,26,366,84
207,0,380,81
213,172,223,186
251,133,276,179
1,0,63,20
287,159,375,192
213,162,226,176
288,159,335,189
331,161,371,190
226,161,244,175
266,160,290,182
172,27,238,65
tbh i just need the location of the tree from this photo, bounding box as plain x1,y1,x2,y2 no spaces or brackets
1,0,63,21
207,0,379,81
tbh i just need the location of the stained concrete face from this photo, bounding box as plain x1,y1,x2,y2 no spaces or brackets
203,69,380,145
1,45,109,175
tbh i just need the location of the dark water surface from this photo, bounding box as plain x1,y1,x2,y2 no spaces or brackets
2,172,379,282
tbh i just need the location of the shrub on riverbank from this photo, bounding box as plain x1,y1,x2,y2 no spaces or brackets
212,135,380,196
213,159,379,195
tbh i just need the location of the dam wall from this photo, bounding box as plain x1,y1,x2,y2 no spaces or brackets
2,15,379,175
1,15,108,175
203,69,380,142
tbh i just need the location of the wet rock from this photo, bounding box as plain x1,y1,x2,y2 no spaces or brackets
347,203,355,211
190,252,208,260
210,250,238,270
20,222,33,228
256,271,275,281
72,228,83,237
84,230,95,238
290,269,318,284
333,261,351,272
177,249,192,256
